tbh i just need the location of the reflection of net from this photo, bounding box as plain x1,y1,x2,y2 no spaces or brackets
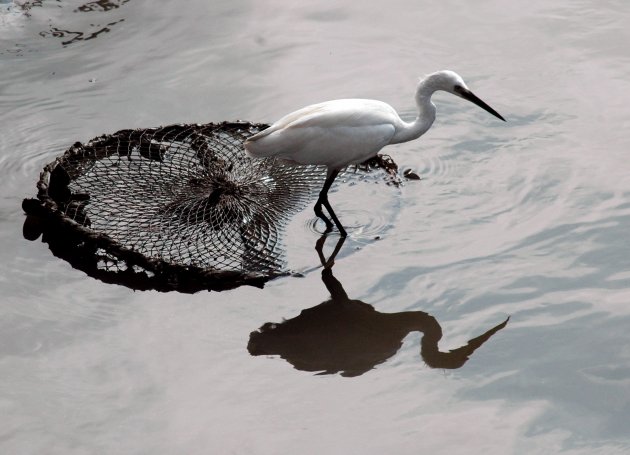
23,122,399,292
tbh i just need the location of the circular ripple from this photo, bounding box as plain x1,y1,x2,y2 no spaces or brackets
303,209,393,240
414,152,462,181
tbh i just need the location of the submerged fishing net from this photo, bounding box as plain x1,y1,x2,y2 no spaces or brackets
23,121,400,292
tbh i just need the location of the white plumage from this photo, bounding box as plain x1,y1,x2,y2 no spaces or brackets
245,70,505,237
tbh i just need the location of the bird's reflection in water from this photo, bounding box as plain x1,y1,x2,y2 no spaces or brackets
248,235,509,377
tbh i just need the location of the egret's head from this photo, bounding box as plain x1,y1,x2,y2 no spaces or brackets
421,70,468,93
423,70,506,122
433,70,468,92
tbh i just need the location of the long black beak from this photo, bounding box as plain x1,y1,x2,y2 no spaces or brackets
454,86,506,122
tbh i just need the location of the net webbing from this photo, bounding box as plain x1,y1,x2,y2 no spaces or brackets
22,122,400,292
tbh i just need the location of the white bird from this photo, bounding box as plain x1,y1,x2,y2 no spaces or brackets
244,70,505,237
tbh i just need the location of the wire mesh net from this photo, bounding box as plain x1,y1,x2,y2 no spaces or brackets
22,121,400,292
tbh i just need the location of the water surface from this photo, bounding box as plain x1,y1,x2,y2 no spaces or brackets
2,0,630,453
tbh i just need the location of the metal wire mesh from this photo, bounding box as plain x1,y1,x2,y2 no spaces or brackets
22,121,400,292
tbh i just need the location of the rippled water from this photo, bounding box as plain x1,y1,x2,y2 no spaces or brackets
2,0,630,453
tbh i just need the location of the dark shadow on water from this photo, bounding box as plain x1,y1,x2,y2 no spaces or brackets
248,235,509,377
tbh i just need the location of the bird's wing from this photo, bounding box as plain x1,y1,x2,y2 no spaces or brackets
244,99,400,164
246,99,399,142
293,100,399,130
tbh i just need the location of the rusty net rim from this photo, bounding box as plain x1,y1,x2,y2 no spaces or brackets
22,121,289,293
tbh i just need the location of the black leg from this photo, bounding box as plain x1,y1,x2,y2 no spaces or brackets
314,169,347,237
322,198,347,237
314,199,333,232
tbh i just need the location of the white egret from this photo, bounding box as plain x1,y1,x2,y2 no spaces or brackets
244,70,505,237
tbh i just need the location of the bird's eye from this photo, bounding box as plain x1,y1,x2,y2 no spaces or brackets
453,85,464,94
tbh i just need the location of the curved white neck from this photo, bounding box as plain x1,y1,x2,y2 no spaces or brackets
390,79,437,144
